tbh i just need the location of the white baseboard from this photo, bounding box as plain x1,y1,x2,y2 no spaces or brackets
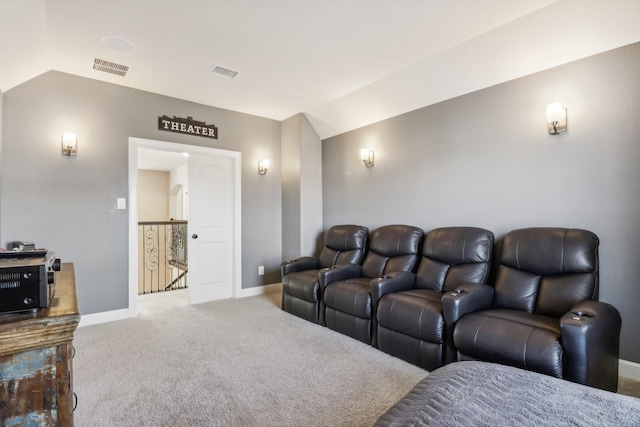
78,308,132,327
235,282,281,298
619,359,640,381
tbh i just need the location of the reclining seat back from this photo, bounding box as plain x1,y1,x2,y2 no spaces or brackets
494,228,598,317
416,227,493,293
454,228,611,385
323,225,423,344
318,225,369,268
281,225,368,324
361,225,423,279
377,227,493,370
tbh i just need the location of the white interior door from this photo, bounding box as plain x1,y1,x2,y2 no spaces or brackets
188,153,235,304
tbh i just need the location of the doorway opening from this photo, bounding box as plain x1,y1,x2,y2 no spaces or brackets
137,149,190,312
128,138,242,318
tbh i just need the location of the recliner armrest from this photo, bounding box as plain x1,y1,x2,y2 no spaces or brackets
281,256,320,277
560,300,621,392
370,271,416,306
441,283,494,325
318,263,362,290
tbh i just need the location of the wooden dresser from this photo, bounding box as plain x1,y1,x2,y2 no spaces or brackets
0,263,80,426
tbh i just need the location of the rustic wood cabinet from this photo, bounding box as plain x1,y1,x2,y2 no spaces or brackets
0,263,79,426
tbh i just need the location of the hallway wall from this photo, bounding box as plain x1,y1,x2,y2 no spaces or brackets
138,170,170,221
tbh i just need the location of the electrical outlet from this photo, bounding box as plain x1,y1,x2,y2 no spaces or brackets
258,265,264,276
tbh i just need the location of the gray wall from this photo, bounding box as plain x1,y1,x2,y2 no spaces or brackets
322,42,640,363
1,71,282,315
281,115,303,261
281,113,323,261
299,114,323,257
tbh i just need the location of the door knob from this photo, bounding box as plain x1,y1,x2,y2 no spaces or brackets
192,234,198,239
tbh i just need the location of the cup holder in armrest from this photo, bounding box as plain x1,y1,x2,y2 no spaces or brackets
450,289,467,296
571,311,594,320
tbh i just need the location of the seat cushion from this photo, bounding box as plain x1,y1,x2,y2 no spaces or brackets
454,309,563,378
323,278,372,318
282,269,320,302
377,289,444,343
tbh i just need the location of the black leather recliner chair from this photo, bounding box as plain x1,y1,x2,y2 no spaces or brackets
446,228,621,391
320,225,423,345
281,225,368,324
374,227,494,371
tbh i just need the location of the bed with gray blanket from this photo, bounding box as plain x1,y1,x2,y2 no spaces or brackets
375,361,640,426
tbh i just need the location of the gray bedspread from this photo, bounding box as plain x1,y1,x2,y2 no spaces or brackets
375,361,640,427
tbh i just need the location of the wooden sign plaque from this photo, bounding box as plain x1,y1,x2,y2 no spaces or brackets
158,115,218,139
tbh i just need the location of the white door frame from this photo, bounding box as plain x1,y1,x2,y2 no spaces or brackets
128,137,242,317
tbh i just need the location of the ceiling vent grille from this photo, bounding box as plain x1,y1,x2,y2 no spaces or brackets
93,58,129,77
210,65,239,79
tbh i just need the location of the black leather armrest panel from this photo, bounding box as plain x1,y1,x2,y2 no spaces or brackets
441,283,494,325
318,263,362,290
281,256,319,277
370,271,415,306
561,300,621,391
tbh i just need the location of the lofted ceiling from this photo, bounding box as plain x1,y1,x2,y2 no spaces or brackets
1,0,639,139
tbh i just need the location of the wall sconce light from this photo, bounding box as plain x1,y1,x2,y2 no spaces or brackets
546,103,567,134
258,159,270,175
61,132,77,156
360,149,374,167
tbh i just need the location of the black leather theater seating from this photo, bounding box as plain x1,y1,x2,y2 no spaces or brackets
281,225,368,324
320,225,423,344
448,227,621,391
280,225,621,391
375,227,494,371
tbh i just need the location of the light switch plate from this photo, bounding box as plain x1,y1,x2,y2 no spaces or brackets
117,198,127,210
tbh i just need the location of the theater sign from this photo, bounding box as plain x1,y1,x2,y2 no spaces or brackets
158,115,218,139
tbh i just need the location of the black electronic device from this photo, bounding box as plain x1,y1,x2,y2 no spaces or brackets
11,241,36,251
0,250,61,314
0,248,49,259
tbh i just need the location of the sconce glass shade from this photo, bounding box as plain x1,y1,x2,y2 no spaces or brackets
62,132,77,156
258,159,270,175
546,103,567,134
360,149,374,167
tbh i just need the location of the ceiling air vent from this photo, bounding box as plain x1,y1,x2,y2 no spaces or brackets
210,65,239,79
93,58,129,77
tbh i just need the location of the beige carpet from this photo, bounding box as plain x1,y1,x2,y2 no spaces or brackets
73,289,640,426
73,289,427,426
